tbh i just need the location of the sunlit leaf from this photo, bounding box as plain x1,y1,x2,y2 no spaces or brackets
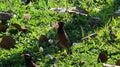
81,33,97,40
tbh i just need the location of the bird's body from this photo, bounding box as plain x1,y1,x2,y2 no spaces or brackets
56,22,72,55
25,59,38,67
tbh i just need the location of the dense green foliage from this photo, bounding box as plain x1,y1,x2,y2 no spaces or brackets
0,0,120,67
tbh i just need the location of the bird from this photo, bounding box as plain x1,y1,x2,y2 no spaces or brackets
21,54,39,67
56,22,72,56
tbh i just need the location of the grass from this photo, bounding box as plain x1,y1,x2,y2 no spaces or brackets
0,0,120,67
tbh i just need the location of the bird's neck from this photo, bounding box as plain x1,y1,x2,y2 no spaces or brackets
25,60,34,67
58,27,64,33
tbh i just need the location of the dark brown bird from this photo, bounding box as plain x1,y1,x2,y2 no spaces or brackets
56,22,72,55
21,54,39,67
98,51,108,63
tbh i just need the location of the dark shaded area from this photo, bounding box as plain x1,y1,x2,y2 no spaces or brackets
0,53,24,67
21,0,38,5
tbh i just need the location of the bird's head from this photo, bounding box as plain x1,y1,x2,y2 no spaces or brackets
58,22,65,28
21,54,32,61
